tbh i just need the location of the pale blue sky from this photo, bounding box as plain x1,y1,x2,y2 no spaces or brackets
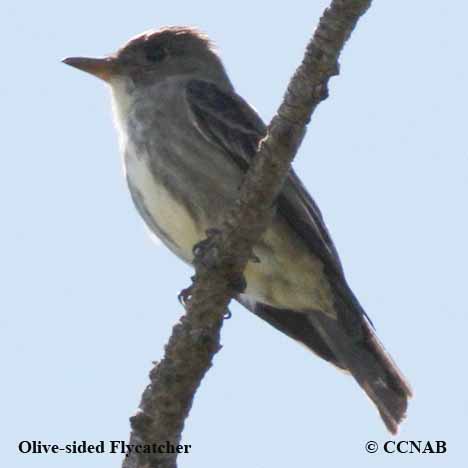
2,1,467,467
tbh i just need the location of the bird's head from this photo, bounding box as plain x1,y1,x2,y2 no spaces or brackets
63,26,229,87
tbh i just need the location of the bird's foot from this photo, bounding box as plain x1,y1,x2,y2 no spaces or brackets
178,284,233,320
178,277,196,307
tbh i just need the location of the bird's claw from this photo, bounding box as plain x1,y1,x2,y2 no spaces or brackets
179,286,233,320
178,285,193,307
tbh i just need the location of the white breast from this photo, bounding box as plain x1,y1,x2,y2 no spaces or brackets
109,77,138,150
109,77,203,261
125,146,203,261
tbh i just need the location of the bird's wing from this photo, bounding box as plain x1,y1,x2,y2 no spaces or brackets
185,79,345,278
186,77,373,337
185,80,413,433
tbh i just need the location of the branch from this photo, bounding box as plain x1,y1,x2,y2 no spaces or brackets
122,1,372,467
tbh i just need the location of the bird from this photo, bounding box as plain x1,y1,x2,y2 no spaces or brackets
63,26,412,433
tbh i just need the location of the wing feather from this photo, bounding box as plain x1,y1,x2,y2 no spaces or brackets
186,79,345,278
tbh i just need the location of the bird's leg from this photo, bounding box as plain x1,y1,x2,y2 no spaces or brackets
187,228,248,319
179,230,222,309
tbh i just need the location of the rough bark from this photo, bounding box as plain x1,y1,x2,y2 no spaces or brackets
122,1,373,467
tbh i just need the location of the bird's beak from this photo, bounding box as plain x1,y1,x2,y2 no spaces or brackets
62,56,117,82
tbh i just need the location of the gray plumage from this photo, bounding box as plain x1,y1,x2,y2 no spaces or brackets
64,26,412,433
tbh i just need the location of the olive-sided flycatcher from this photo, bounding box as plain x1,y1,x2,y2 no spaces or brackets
63,26,412,433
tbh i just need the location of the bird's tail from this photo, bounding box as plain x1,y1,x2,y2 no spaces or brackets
306,310,412,434
238,295,412,433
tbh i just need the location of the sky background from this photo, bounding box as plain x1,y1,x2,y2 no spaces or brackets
2,1,467,467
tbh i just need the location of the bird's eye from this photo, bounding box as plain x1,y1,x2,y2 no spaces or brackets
144,45,167,63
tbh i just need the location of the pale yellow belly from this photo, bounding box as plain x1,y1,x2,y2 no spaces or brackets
125,150,335,317
245,221,336,317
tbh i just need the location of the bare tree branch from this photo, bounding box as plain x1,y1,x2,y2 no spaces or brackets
122,1,372,467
